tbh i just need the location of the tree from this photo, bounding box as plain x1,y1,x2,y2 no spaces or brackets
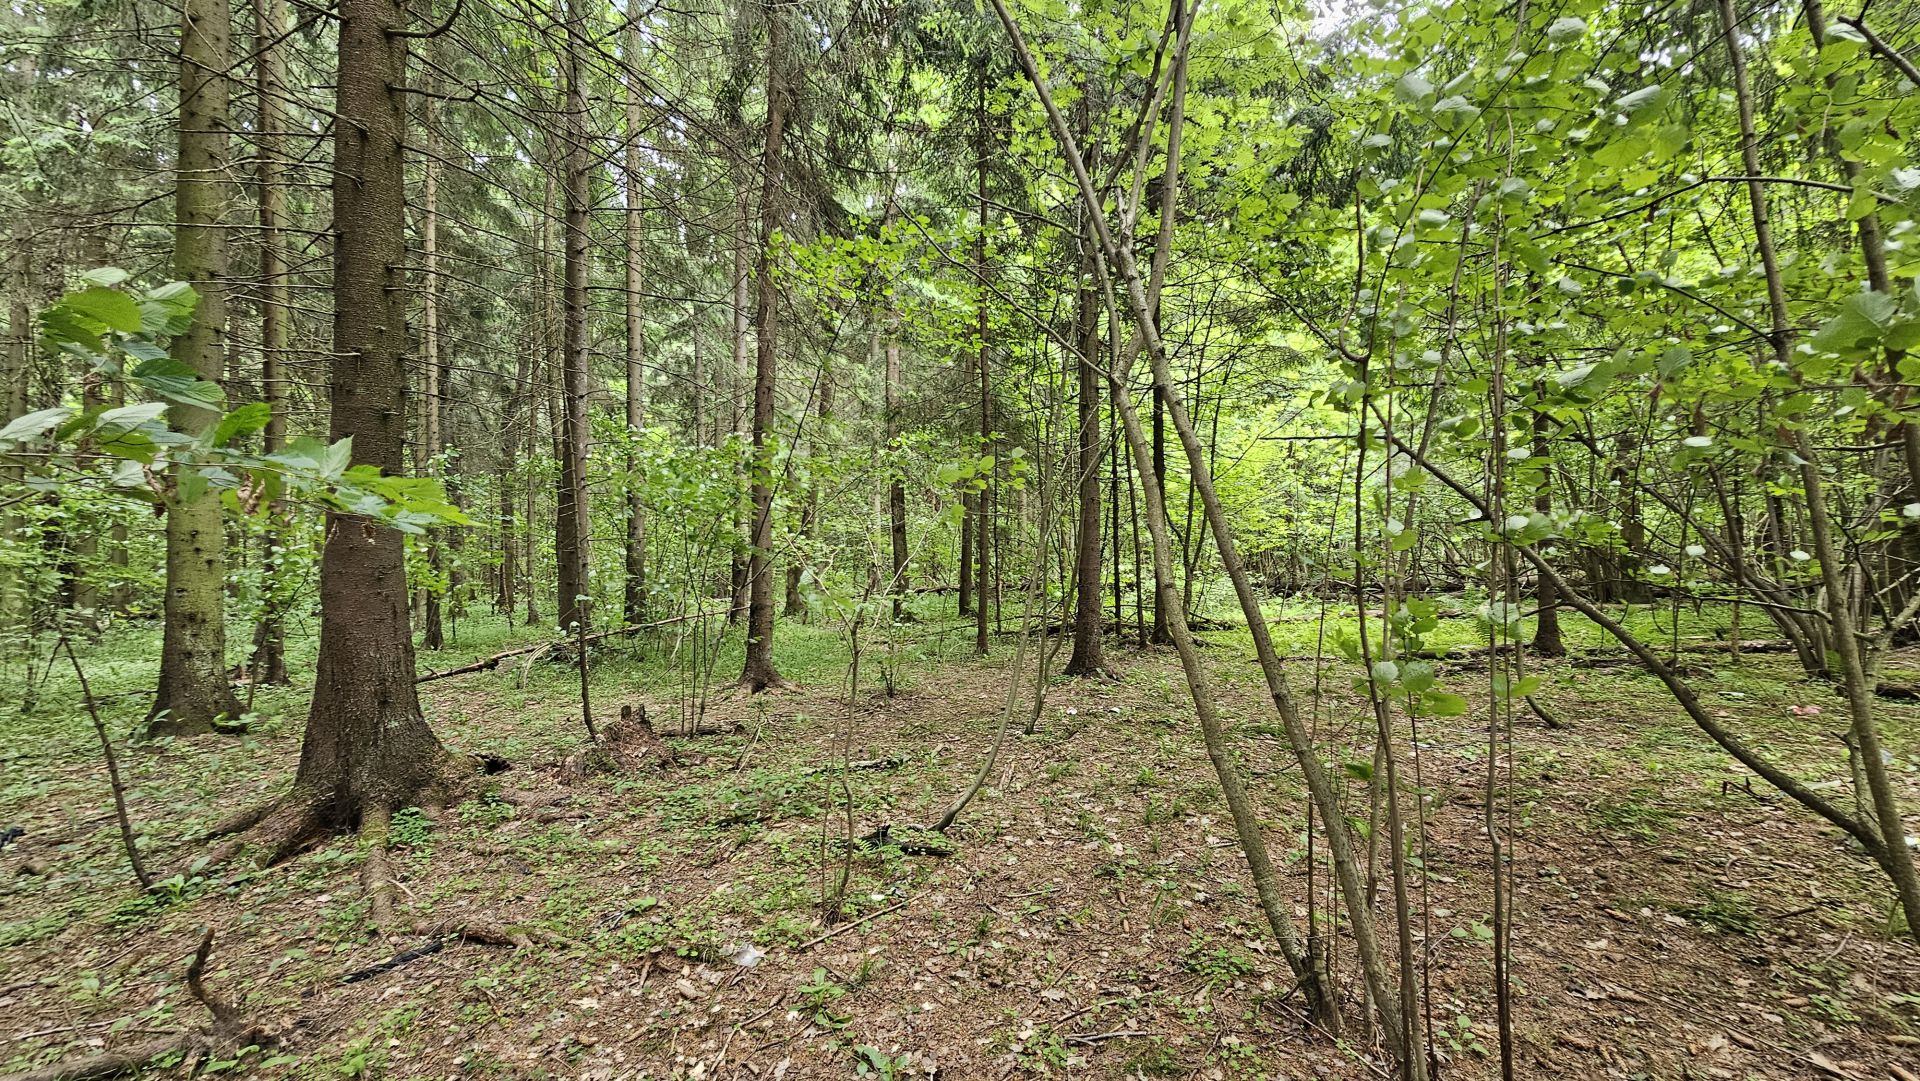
738,0,789,692
554,0,592,636
622,7,649,627
1063,213,1104,677
150,0,244,736
280,0,447,841
248,0,292,686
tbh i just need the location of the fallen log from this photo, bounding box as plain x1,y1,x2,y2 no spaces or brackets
415,607,742,684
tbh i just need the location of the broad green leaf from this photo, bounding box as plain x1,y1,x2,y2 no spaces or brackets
65,287,143,333
212,402,271,448
0,406,75,443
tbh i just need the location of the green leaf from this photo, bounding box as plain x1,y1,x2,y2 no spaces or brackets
79,267,131,288
64,287,144,333
1546,16,1587,44
0,406,75,444
1811,291,1901,354
131,356,225,409
1423,691,1469,717
211,403,271,448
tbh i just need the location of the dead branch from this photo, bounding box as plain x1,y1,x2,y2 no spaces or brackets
414,609,742,684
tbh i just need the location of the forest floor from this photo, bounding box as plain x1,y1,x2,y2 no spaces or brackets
3,603,1920,1081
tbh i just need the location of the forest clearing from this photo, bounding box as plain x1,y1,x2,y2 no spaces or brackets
3,0,1920,1076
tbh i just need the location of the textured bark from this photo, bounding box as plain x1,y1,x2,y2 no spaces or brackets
554,0,592,635
622,15,649,626
738,3,787,691
417,99,445,651
1063,219,1104,677
291,0,447,828
973,69,992,658
248,0,289,683
150,0,243,735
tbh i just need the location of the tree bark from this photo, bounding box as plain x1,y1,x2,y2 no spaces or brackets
554,0,592,635
728,164,752,624
291,0,447,833
973,67,992,658
1530,378,1564,657
884,199,909,621
738,2,787,691
1,232,29,633
622,14,649,626
150,0,243,735
248,0,291,685
1064,212,1104,676
417,96,445,651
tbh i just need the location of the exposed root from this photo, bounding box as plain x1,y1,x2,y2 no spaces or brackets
1524,695,1564,729
360,806,400,936
199,799,279,843
198,796,326,873
339,938,447,984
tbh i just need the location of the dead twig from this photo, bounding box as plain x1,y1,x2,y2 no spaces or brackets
792,896,913,951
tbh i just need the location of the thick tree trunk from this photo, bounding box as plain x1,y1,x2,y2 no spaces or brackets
738,5,787,691
150,0,243,735
248,0,290,685
622,18,649,627
554,2,592,635
292,0,447,831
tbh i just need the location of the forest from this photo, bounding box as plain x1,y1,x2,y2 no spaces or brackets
2,0,1919,1076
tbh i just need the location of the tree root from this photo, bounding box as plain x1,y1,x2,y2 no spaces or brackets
0,930,271,1081
361,806,401,935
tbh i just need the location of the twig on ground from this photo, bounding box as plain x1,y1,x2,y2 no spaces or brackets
792,897,913,951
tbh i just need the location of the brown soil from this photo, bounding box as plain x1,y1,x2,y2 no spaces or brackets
3,642,1917,1080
